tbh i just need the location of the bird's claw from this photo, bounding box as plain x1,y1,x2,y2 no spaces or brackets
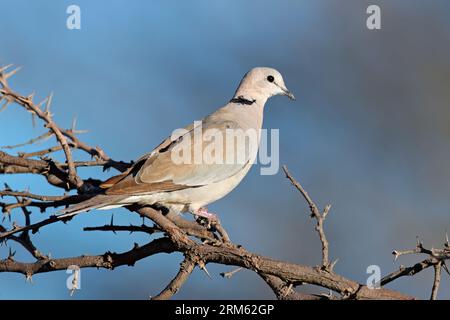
195,207,219,228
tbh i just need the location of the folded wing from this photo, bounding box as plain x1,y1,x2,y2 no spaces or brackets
103,118,252,195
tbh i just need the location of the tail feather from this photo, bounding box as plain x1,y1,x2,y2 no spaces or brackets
57,194,127,219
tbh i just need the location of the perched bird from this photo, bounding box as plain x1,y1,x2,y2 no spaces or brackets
58,67,295,220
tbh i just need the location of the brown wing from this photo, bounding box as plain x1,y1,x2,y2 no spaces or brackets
99,123,197,195
99,117,249,196
104,174,191,195
100,172,130,189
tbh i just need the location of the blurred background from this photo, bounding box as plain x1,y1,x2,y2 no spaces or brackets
1,0,450,299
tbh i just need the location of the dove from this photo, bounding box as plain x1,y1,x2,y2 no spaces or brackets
58,67,295,220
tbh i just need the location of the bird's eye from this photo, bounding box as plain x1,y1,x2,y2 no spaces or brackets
267,75,274,83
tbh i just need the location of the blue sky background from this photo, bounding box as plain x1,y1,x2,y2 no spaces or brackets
1,0,450,299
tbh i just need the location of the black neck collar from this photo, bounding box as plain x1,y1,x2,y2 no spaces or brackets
230,96,256,105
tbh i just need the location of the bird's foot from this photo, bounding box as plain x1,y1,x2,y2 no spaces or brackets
195,207,219,223
194,207,230,243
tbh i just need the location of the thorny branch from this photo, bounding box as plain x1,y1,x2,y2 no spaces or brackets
0,68,81,189
0,65,445,299
282,165,334,271
380,236,450,299
152,256,197,300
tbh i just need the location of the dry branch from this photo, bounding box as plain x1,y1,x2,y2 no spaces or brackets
0,64,444,299
152,256,197,300
282,165,333,271
380,237,450,299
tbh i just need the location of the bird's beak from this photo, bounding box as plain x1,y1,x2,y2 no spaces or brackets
284,89,295,100
281,87,295,100
276,82,296,100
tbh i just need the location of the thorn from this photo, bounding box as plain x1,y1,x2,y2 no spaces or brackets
329,258,339,271
72,129,88,134
0,64,13,74
445,230,449,248
71,116,77,131
0,101,7,112
36,97,48,109
45,92,53,113
220,267,243,279
8,247,16,259
322,204,331,219
392,250,400,261
4,66,22,79
283,283,293,297
416,236,423,249
27,91,35,101
442,261,450,276
0,99,10,113
31,113,36,128
198,261,212,279
110,214,114,226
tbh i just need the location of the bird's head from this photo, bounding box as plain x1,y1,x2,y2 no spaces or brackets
234,67,295,103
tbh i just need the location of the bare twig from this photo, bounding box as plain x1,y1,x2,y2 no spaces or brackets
220,267,243,279
84,223,161,235
0,215,61,239
1,131,52,149
0,73,82,188
431,262,442,300
19,145,63,158
7,234,48,260
152,256,197,300
0,189,71,202
282,165,332,271
381,237,450,290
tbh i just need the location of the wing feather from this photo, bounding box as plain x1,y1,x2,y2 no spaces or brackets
103,118,252,195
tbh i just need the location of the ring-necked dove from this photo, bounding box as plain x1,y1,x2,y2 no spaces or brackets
58,67,294,220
